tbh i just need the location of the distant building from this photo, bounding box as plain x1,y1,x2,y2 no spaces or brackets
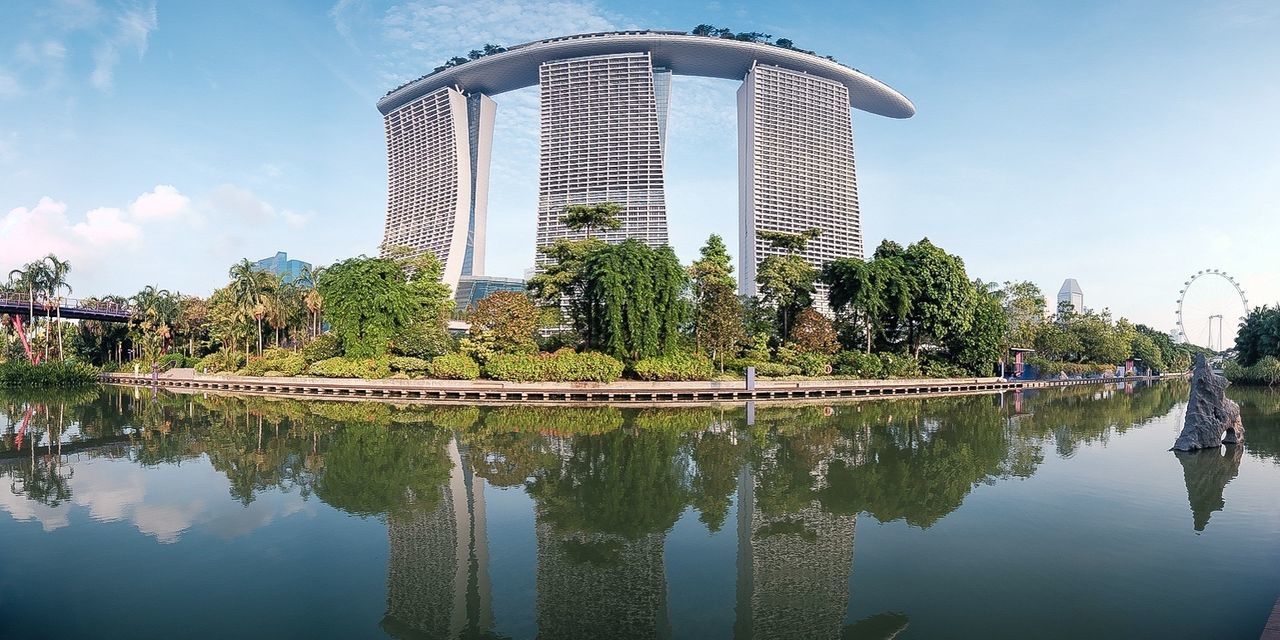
1057,278,1083,315
252,252,311,284
454,275,526,311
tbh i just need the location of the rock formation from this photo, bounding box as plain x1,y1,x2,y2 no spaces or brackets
1172,354,1244,451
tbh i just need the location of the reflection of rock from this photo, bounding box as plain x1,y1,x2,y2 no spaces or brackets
1173,355,1244,451
535,522,669,639
1174,445,1243,531
736,463,857,640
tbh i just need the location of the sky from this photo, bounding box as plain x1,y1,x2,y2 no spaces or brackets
1,0,1277,345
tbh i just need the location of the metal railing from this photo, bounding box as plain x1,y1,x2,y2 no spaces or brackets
0,291,131,315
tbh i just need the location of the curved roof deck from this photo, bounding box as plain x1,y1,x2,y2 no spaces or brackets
377,31,915,119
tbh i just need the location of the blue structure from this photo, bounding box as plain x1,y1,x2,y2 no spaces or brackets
455,275,526,311
252,252,312,284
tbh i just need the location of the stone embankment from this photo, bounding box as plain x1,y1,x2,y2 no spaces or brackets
101,369,1186,404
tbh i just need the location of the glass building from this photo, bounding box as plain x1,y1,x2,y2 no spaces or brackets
454,275,528,311
252,252,311,284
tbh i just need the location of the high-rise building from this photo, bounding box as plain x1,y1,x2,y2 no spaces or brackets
251,252,311,284
381,86,495,290
376,31,914,297
1057,278,1084,315
535,52,670,263
738,64,861,314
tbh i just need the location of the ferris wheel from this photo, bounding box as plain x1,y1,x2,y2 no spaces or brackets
1176,269,1249,349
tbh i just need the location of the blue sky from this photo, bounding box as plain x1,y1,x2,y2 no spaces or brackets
1,0,1277,344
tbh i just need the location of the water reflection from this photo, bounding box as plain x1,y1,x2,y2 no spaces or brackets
2,378,1245,638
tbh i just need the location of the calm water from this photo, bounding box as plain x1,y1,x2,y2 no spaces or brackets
1,382,1278,639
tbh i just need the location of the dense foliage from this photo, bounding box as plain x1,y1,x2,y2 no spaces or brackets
319,252,451,358
579,240,686,361
0,360,98,387
1235,306,1280,367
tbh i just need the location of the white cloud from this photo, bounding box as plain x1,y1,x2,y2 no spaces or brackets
203,183,312,229
128,184,191,221
73,207,142,246
90,1,158,90
0,197,81,266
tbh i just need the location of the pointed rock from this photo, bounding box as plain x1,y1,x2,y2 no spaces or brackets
1172,354,1244,451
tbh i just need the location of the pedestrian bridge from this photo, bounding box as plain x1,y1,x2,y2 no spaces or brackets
0,292,132,322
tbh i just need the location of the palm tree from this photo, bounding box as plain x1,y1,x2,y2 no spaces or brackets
298,265,325,340
228,259,274,356
8,261,51,361
561,202,623,240
43,255,72,361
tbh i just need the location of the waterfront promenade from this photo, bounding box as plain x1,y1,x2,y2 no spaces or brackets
101,370,1185,404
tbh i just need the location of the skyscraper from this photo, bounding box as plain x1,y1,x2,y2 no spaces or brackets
535,52,670,264
1057,278,1084,315
381,86,495,290
738,64,861,314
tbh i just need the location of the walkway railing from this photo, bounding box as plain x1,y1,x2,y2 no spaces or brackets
0,291,131,318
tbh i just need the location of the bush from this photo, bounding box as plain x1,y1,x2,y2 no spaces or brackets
1224,356,1280,386
389,356,431,374
922,360,968,379
833,351,883,379
391,321,453,359
195,350,245,374
879,353,921,379
1027,357,1114,379
159,352,193,369
426,354,480,380
307,357,391,379
794,352,831,377
731,360,799,377
789,308,839,355
0,360,98,387
547,350,624,382
482,350,623,382
632,352,715,381
243,348,307,377
302,334,341,363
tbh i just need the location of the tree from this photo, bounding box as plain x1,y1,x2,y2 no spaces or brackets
43,254,72,361
227,259,275,355
996,280,1046,349
580,240,687,361
900,238,974,355
789,308,839,355
755,228,822,338
1235,306,1280,366
318,256,424,358
689,234,736,352
699,282,745,371
527,237,607,339
946,285,1006,376
561,202,623,240
469,291,539,354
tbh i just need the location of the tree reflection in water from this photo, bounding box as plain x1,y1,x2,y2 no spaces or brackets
0,380,1206,638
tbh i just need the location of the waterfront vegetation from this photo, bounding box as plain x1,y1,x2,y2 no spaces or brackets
0,206,1211,385
1225,306,1280,386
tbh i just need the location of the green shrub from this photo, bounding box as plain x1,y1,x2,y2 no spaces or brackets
391,321,453,359
922,360,968,379
794,352,831,377
243,349,307,377
833,351,883,379
426,354,480,380
307,357,390,379
482,350,623,382
159,352,193,369
879,353,921,378
195,350,245,374
1224,356,1280,386
0,360,98,387
302,334,341,363
742,361,800,378
548,351,623,382
632,352,715,381
389,356,431,374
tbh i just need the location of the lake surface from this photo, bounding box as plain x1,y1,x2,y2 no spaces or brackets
1,381,1278,639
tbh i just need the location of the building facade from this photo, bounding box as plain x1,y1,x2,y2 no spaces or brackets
1057,278,1084,315
738,64,861,313
252,252,311,284
536,52,670,263
381,86,495,290
454,275,528,311
377,31,913,300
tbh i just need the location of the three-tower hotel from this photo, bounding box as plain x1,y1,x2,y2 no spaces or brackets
377,30,914,310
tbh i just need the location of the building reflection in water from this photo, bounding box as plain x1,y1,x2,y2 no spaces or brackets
735,437,859,640
382,436,494,639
